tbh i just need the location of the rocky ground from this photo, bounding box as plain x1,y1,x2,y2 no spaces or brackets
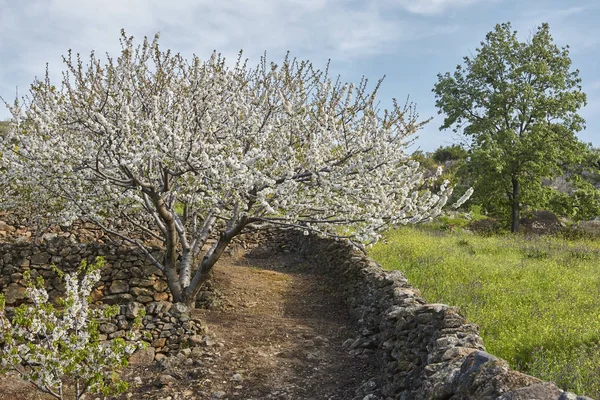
0,251,381,400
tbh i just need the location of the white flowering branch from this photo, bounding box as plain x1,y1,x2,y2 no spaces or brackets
0,257,144,400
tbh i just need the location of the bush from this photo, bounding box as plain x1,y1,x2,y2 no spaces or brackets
432,144,468,164
0,258,144,400
467,217,502,236
423,206,492,233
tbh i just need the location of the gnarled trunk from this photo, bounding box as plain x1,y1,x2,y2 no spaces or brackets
170,222,245,309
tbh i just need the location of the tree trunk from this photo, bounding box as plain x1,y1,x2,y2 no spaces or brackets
182,292,197,309
180,271,212,309
511,177,520,233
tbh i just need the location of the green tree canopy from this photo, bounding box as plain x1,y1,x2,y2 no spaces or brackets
433,22,593,231
411,150,438,172
432,144,468,164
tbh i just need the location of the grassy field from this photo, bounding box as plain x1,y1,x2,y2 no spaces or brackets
369,226,600,397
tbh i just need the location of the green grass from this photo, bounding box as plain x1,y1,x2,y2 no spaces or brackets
369,227,600,397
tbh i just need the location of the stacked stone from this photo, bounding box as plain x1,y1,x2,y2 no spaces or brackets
0,237,171,307
0,235,206,361
260,230,591,400
0,216,109,244
0,219,27,241
239,228,299,258
97,301,205,361
94,254,172,306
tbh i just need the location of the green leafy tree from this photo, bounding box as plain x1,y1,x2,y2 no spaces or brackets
432,144,468,164
410,150,438,172
433,22,591,232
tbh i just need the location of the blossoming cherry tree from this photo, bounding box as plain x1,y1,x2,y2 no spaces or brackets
0,30,470,307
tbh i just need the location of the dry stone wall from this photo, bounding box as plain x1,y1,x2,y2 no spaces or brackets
0,234,207,360
0,239,170,306
0,218,594,398
252,230,592,400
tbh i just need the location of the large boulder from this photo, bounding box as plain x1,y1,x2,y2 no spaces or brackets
519,210,562,234
468,218,501,235
576,219,600,237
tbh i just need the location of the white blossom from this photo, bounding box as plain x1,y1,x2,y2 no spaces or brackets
0,258,144,400
453,187,474,209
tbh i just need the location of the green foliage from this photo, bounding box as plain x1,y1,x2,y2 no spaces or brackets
421,206,490,232
548,184,600,221
432,144,468,164
469,204,485,219
433,22,594,232
370,227,600,398
546,148,600,220
410,150,438,172
0,121,8,138
431,214,472,230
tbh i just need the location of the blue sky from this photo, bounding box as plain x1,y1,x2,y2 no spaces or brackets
0,0,598,152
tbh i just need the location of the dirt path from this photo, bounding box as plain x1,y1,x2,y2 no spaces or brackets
192,254,379,399
0,253,380,400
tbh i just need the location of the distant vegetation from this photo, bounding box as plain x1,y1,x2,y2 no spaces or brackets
412,142,600,232
371,226,600,398
0,121,8,138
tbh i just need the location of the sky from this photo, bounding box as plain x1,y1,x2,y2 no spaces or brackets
0,0,599,152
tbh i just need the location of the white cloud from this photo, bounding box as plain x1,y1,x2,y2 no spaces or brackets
515,4,600,53
0,0,397,67
520,6,587,21
381,0,488,15
0,0,467,119
0,0,478,66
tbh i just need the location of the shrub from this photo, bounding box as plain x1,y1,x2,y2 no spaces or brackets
467,217,502,236
0,257,144,400
432,144,468,164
